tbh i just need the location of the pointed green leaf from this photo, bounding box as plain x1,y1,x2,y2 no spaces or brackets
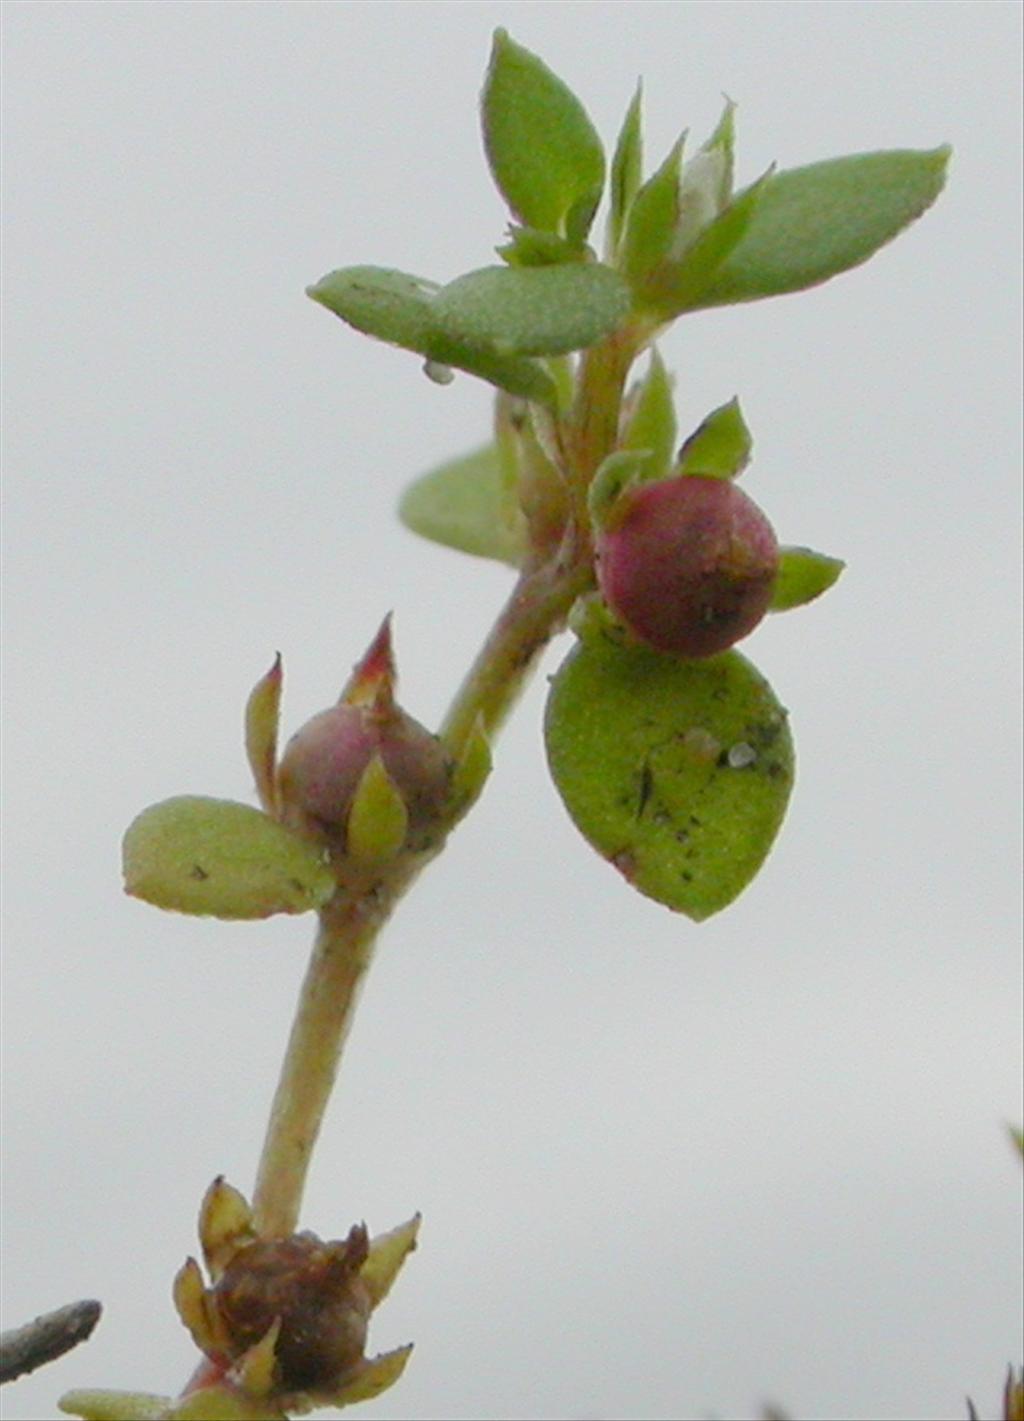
688,146,951,309
607,82,643,258
434,264,629,357
639,166,773,317
676,397,752,479
621,349,676,479
545,638,794,919
770,546,845,611
482,29,605,239
398,443,524,565
122,796,334,919
620,135,685,287
307,266,556,405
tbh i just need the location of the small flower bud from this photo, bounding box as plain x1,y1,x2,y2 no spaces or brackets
276,620,452,857
596,473,779,658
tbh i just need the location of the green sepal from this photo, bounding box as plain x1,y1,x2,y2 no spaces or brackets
587,449,652,532
432,263,629,357
496,225,587,267
122,796,334,919
686,146,951,309
620,134,685,287
307,266,556,405
770,546,845,611
482,29,605,240
398,442,524,566
545,637,794,920
621,348,676,481
607,82,643,259
676,397,752,479
346,753,409,865
244,654,282,816
447,716,493,813
637,166,773,317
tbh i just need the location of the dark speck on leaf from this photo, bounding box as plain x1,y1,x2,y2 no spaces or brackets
189,864,209,881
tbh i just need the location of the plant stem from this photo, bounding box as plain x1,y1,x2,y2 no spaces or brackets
251,885,396,1238
251,331,635,1238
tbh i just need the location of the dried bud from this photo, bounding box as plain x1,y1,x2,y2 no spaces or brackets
211,1228,371,1395
596,474,778,658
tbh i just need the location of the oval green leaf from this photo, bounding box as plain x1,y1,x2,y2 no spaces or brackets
307,266,556,406
545,638,794,920
687,146,951,309
770,545,845,611
123,796,334,920
433,264,630,357
398,443,524,565
482,29,605,239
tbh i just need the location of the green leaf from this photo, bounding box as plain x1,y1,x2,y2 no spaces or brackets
770,545,845,611
676,397,752,479
545,637,794,919
607,82,643,258
122,796,334,919
482,29,605,239
639,166,773,317
688,146,951,309
433,264,630,357
307,266,556,406
398,442,524,565
621,348,676,480
620,135,685,287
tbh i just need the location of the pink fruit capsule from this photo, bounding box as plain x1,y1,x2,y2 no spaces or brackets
596,474,779,658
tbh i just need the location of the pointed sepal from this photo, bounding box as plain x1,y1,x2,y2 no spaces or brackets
770,546,845,611
360,1214,422,1308
198,1177,257,1282
245,656,282,816
676,397,752,480
325,1344,414,1409
346,753,410,865
446,717,493,814
340,616,396,710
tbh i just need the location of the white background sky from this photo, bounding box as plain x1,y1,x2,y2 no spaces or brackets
2,4,1021,1420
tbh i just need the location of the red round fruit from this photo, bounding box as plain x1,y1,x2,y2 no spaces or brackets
596,474,779,658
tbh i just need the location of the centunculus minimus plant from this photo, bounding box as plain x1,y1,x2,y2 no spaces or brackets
43,28,983,1421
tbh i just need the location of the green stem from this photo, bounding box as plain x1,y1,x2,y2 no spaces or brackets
251,331,636,1238
251,890,387,1238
